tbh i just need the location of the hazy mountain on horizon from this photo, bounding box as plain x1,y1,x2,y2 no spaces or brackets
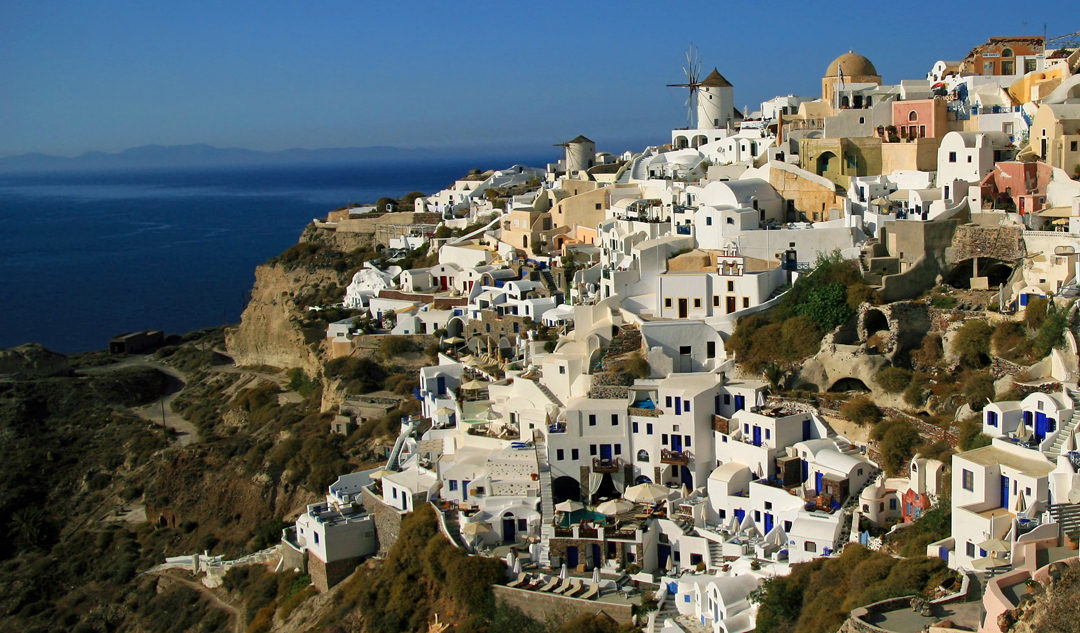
0,143,556,173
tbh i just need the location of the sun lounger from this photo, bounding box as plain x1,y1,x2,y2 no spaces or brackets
579,582,599,600
563,579,586,597
538,576,560,592
553,578,574,594
507,572,528,588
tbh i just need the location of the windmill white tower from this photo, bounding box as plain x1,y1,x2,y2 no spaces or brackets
697,69,735,131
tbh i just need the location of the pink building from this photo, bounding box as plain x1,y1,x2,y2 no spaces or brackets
979,161,1053,215
892,99,949,140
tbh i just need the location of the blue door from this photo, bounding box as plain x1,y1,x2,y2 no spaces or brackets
567,546,579,568
938,546,949,562
681,465,693,488
600,444,613,460
1035,413,1048,442
735,395,745,411
671,435,682,452
764,513,774,534
592,544,602,568
503,517,516,543
658,544,671,570
1001,475,1010,510
815,472,824,494
463,480,469,501
753,426,762,446
735,509,745,522
1020,293,1029,307
801,460,809,482
436,376,445,395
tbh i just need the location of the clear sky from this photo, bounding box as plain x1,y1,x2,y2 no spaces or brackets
1,1,1073,158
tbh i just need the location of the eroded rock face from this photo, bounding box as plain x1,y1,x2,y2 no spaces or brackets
225,263,333,375
0,343,69,380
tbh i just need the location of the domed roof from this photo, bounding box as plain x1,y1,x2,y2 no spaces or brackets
825,51,878,78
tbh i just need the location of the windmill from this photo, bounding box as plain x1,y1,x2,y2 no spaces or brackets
667,46,703,128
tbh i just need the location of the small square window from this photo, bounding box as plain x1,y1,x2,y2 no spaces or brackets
559,365,566,374
633,422,639,433
962,469,974,491
614,444,622,455
611,414,619,426
589,414,596,426
572,448,579,460
590,445,597,456
673,425,680,432
679,346,691,355
694,298,702,308
713,295,720,307
449,480,458,491
706,216,713,226
662,434,669,444
685,435,691,447
647,423,654,435
665,298,673,308
948,151,957,163
743,297,750,308
666,396,672,407
727,281,735,292
684,399,691,412
556,449,564,460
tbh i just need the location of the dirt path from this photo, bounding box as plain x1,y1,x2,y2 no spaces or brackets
80,356,201,445
151,571,242,633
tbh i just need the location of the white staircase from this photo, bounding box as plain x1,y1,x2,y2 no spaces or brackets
534,431,555,567
385,420,415,471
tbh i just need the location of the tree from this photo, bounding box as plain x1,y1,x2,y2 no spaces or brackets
952,320,992,368
375,197,396,212
962,371,995,411
795,281,855,332
875,420,923,476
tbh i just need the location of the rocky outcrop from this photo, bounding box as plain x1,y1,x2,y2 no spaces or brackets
0,343,69,380
226,263,337,374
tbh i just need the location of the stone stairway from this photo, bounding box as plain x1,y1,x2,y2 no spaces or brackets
540,269,560,294
707,541,724,569
534,431,555,567
837,468,880,549
443,509,466,548
535,380,563,407
1045,389,1080,459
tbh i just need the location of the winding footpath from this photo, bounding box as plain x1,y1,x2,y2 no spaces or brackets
150,571,242,633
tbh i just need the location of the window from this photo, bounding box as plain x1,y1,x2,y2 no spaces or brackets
754,510,761,521
706,216,713,226
694,298,701,308
679,346,691,356
987,411,998,427
595,203,602,210
685,435,691,447
727,281,735,292
572,449,579,460
707,341,715,358
713,295,720,307
611,414,619,426
889,498,897,510
967,155,971,163
647,423,654,435
486,323,491,332
556,449,564,460
672,425,679,432
804,541,817,552
666,396,672,408
765,501,772,510
724,394,731,405
962,469,974,491
742,297,750,308
665,298,672,308
513,322,519,333
908,111,918,122
633,422,638,433
765,429,770,440
966,542,975,557
393,488,398,499
684,400,691,412
614,444,622,455
1072,141,1079,152
590,445,597,456
314,532,320,544
662,434,669,444
726,217,734,225
589,414,596,426
637,450,649,462
559,365,566,375
949,151,957,163
449,480,458,491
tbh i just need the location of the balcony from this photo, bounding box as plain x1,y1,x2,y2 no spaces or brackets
628,406,660,418
548,422,567,434
660,449,690,465
713,415,730,434
592,457,622,473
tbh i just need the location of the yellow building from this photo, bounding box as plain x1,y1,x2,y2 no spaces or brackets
1026,104,1080,173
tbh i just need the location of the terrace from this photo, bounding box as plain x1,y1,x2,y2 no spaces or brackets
660,449,691,465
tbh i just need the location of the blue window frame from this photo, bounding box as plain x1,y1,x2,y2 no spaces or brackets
987,411,998,427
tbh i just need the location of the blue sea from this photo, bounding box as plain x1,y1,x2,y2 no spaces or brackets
0,156,551,353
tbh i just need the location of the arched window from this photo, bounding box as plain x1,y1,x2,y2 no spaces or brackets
1002,48,1014,58
637,449,649,462
908,111,918,122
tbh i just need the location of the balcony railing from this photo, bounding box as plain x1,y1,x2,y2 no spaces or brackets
660,449,690,465
628,406,660,418
592,457,622,473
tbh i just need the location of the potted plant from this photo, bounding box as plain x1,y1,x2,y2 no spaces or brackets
1067,531,1080,550
1025,578,1039,593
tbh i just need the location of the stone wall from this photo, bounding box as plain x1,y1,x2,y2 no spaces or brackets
308,553,364,593
951,224,1025,262
841,595,919,633
361,487,404,557
492,585,634,627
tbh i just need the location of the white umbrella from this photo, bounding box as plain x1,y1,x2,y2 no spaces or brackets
979,538,1010,553
513,558,522,575
559,564,568,580
592,566,601,583
624,483,671,504
1014,490,1027,513
433,406,455,416
461,521,492,535
506,551,516,566
462,379,489,390
724,514,740,533
369,468,395,479
555,500,584,513
444,336,465,344
756,390,766,408
596,499,634,515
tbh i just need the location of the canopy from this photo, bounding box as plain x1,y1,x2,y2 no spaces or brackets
369,468,396,479
555,500,585,513
433,407,455,416
979,538,1010,553
462,380,489,390
461,521,492,535
624,482,671,504
1037,206,1073,218
596,499,634,515
443,336,465,344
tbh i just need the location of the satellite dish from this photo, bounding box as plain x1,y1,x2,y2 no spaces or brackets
1068,488,1080,504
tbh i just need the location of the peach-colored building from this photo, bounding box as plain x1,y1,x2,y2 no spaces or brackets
979,161,1053,215
959,36,1045,77
892,98,949,140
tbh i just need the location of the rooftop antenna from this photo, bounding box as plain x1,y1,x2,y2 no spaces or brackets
667,45,702,128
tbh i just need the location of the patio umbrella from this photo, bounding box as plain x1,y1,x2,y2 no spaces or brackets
433,406,455,416
461,521,492,535
513,558,522,575
559,564,568,580
970,557,996,571
756,390,766,408
369,468,395,479
459,354,476,364
724,514,740,533
979,538,1010,553
596,499,634,515
1014,490,1027,514
1017,423,1032,442
506,551,516,566
462,379,489,390
624,483,671,504
592,566,601,583
555,500,585,513
444,336,465,344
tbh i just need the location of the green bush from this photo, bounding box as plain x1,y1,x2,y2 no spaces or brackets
1024,296,1049,330
875,420,923,476
958,419,992,451
875,367,913,393
962,371,996,411
903,373,932,407
952,320,993,368
992,320,1034,363
930,294,957,309
1034,299,1073,357
911,333,943,368
620,353,650,379
377,336,415,358
841,397,883,426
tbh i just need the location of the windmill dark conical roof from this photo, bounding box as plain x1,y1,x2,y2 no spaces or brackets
568,135,594,144
699,69,732,88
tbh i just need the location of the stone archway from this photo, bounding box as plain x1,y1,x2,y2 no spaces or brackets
829,377,870,392
552,476,581,504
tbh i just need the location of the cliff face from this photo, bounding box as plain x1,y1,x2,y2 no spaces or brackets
226,263,328,373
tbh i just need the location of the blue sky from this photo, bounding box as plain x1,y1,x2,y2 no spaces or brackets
1,1,1073,158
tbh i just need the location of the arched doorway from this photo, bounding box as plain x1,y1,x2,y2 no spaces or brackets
552,476,581,504
816,151,838,179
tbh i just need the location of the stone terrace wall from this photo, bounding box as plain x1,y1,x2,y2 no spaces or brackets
951,225,1024,262
361,487,404,557
492,585,634,627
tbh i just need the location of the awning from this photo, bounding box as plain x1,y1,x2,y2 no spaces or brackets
887,189,911,202
1038,206,1073,218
